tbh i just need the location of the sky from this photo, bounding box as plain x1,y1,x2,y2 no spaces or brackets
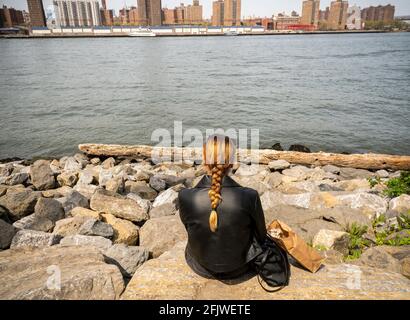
1,0,409,18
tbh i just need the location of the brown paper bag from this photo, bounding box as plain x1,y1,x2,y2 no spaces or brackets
267,220,324,273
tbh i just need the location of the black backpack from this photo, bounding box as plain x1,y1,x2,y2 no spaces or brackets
253,235,291,292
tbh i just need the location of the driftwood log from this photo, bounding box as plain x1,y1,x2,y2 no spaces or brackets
79,143,410,171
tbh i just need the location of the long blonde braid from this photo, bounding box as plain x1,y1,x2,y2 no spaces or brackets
203,135,236,233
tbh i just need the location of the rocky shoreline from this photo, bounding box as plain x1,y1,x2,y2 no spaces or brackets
0,152,409,299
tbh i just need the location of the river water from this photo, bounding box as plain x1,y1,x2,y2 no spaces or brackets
0,32,409,158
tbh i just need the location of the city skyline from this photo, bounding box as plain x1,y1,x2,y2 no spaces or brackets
1,0,409,17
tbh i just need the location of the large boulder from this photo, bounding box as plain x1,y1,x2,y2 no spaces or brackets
58,190,89,214
34,197,65,222
30,160,56,190
268,160,290,171
41,186,73,198
139,215,187,258
68,207,101,220
125,181,157,201
312,229,349,250
4,172,29,186
53,216,93,237
101,213,139,245
13,214,54,232
339,168,374,180
149,203,177,219
90,189,148,222
389,195,410,214
57,171,78,187
77,218,114,238
0,189,41,221
351,246,409,277
0,219,16,249
59,235,113,251
152,188,179,208
263,205,371,243
261,191,388,220
122,241,410,300
104,244,149,277
10,230,61,249
73,183,98,199
0,245,124,299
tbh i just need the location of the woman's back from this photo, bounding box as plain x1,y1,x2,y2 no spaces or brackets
179,174,266,274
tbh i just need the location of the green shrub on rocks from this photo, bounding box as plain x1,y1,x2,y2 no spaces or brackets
345,222,370,261
368,176,381,188
384,171,410,197
374,213,410,246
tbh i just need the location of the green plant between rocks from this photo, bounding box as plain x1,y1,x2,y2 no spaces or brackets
343,212,410,261
368,176,381,188
384,171,410,197
344,222,370,261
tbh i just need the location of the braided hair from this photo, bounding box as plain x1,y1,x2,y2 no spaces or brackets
203,135,236,233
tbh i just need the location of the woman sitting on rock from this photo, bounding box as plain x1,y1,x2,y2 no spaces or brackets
179,134,267,280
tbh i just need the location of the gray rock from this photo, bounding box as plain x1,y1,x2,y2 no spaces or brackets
57,171,78,187
10,230,61,248
30,160,56,190
0,164,14,177
322,165,340,174
313,229,349,250
90,189,148,222
282,166,308,181
53,216,93,237
153,174,186,187
339,167,374,180
126,193,151,214
64,157,82,171
125,181,157,201
132,170,151,182
78,218,114,238
78,169,95,185
376,169,390,178
102,157,116,169
268,160,290,171
90,157,101,165
60,234,113,251
389,195,410,215
104,244,149,277
264,172,283,188
149,175,167,192
0,245,124,299
122,241,410,300
0,189,40,221
41,186,73,198
73,183,98,199
139,215,187,258
0,219,16,249
73,153,89,167
13,213,54,232
105,177,124,194
99,169,113,187
5,172,29,186
152,188,179,208
318,183,344,192
59,190,89,213
351,246,403,275
34,197,65,222
149,203,177,219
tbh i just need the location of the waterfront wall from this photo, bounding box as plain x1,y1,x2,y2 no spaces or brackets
31,25,266,36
